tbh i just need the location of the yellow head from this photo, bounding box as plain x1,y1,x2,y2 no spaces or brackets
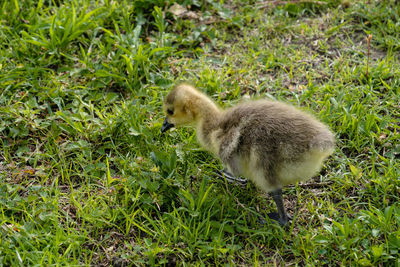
161,84,221,133
161,84,198,133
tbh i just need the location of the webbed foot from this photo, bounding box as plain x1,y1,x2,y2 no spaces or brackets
267,212,292,226
257,212,292,226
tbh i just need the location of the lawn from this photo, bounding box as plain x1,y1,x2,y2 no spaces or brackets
0,0,399,265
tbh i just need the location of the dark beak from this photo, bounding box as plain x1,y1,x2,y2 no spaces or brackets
161,118,174,133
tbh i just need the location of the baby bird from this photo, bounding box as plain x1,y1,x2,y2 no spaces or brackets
161,84,335,225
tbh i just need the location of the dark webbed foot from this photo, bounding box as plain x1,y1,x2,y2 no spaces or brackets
257,212,291,226
266,212,292,226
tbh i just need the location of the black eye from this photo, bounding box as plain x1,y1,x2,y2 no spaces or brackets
167,109,174,115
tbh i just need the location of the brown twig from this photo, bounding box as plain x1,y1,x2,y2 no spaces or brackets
366,34,372,78
288,181,333,189
258,0,327,8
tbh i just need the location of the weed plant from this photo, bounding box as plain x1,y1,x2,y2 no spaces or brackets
0,0,399,265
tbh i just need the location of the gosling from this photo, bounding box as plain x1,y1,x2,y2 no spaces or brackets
161,84,335,225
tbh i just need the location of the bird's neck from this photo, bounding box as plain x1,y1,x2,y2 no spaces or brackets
194,97,222,153
194,97,222,126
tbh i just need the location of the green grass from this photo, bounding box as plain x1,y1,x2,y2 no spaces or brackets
1,0,399,265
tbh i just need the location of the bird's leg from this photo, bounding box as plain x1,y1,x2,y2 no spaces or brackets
267,188,291,226
215,155,248,186
213,168,247,186
222,168,236,179
220,168,247,186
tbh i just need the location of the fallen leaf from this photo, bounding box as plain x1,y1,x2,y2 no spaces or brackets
169,3,186,17
185,11,199,19
378,132,387,140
